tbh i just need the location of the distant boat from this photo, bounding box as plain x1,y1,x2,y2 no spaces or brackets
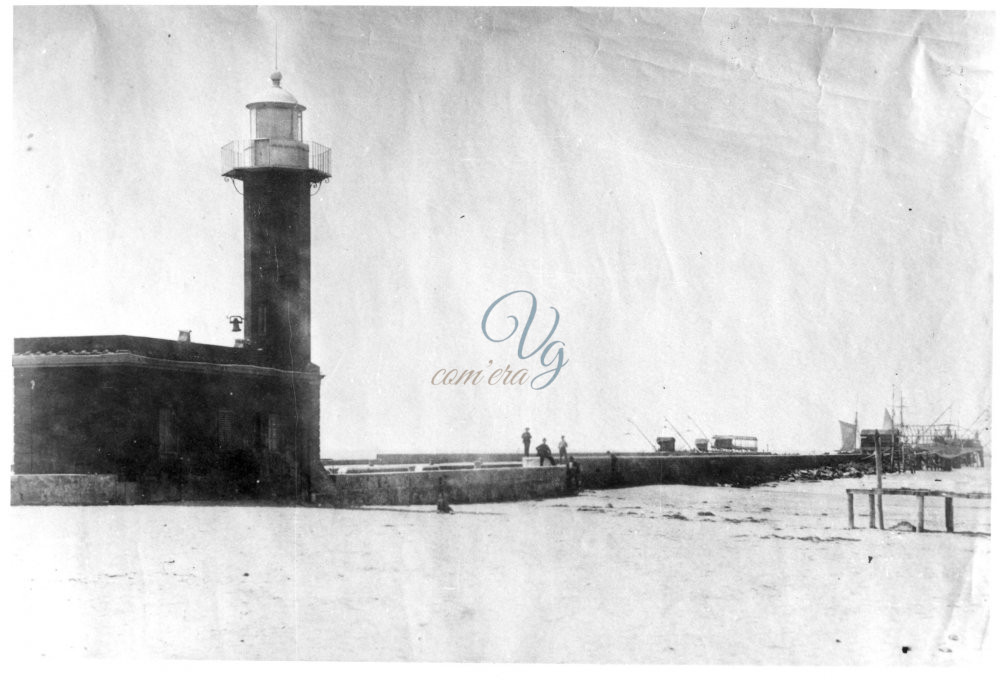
838,416,858,452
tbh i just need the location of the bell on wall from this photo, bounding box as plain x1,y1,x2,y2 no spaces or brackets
228,315,244,333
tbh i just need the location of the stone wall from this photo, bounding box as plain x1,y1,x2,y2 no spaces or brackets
10,474,128,505
11,454,866,506
318,466,567,507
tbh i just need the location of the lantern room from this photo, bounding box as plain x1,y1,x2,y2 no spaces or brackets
221,71,331,184
248,71,304,141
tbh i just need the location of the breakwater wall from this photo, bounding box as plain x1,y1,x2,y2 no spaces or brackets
576,453,866,488
322,453,524,467
318,466,566,507
376,453,523,465
11,454,865,506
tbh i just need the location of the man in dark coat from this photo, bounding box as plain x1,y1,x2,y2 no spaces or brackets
536,438,556,467
522,427,532,456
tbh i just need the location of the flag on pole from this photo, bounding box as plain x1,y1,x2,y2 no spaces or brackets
838,420,857,451
882,409,894,431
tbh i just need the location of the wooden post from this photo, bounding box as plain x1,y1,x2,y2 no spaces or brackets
944,496,954,533
868,493,876,528
847,492,855,529
874,429,885,530
917,494,925,533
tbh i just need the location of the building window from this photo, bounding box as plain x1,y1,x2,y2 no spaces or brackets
267,414,280,452
253,413,265,450
158,408,175,455
255,304,268,337
218,410,235,450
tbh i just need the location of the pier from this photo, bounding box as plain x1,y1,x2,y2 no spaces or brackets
846,487,991,532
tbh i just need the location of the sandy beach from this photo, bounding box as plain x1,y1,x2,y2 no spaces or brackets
7,468,990,664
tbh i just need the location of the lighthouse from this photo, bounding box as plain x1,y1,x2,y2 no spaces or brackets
11,69,328,501
222,71,331,370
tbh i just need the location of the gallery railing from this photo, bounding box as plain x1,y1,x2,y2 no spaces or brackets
221,139,331,177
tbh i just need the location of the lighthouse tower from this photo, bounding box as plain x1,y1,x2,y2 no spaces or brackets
222,71,331,370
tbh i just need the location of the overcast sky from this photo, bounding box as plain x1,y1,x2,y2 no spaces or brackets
9,6,994,456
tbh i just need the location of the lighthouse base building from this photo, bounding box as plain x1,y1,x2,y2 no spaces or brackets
13,335,322,501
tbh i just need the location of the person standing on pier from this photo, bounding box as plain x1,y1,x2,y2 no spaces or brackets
522,427,532,456
537,438,556,466
558,435,568,462
566,456,582,491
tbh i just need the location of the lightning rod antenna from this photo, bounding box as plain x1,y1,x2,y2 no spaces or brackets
274,23,278,70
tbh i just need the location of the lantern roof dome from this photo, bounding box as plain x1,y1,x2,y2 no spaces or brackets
247,71,304,110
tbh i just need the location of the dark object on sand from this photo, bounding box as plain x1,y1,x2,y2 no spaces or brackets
436,478,453,514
